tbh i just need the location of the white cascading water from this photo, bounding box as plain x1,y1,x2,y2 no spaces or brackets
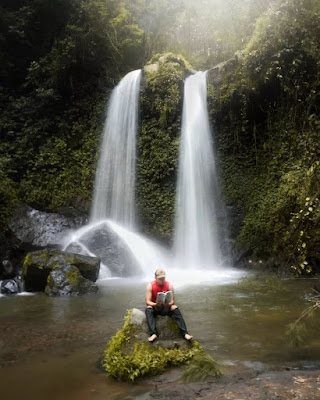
91,69,141,227
63,69,243,284
174,71,222,269
63,70,169,279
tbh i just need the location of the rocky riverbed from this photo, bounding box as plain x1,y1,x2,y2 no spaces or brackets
135,368,320,400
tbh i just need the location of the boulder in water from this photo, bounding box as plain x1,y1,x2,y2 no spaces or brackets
45,265,98,296
65,223,142,277
1,279,20,295
104,308,204,381
23,249,100,292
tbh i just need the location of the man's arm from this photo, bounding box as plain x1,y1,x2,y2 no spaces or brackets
165,283,175,307
146,283,157,307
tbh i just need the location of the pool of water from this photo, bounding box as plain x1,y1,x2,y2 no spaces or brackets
0,272,319,399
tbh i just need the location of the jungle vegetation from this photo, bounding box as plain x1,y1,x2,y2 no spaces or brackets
0,0,319,272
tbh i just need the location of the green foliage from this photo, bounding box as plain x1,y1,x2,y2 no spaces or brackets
22,253,32,276
286,322,308,348
0,0,145,234
0,157,18,235
209,0,320,270
286,288,320,347
137,55,186,240
182,353,222,382
104,309,204,381
123,0,272,68
65,268,80,285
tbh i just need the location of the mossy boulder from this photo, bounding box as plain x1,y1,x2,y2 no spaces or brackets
45,265,98,296
23,249,100,292
104,308,205,381
138,53,190,241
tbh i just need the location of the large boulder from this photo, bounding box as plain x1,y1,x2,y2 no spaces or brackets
64,222,142,277
23,249,100,292
45,265,98,296
104,308,204,381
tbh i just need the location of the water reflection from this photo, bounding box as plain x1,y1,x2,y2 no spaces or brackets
0,276,319,400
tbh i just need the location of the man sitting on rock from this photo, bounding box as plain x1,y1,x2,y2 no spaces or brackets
145,268,193,342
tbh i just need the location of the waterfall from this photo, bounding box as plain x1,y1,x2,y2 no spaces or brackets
174,71,222,269
91,69,142,228
63,69,168,278
63,68,234,280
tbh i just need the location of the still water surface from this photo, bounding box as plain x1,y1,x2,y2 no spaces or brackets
0,275,319,399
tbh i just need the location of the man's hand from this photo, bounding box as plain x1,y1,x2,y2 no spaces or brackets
156,300,164,307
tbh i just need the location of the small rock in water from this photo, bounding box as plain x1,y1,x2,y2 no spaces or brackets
1,279,20,295
45,265,98,297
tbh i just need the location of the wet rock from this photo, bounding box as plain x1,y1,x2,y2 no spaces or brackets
9,205,86,247
65,223,142,277
1,259,14,278
128,308,187,344
23,249,100,292
45,265,98,296
1,279,20,295
0,230,45,281
186,68,197,76
104,308,203,381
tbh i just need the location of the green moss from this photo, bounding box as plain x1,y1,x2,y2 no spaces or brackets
46,274,53,288
23,253,32,276
65,269,80,285
137,54,187,241
103,309,205,382
146,52,192,70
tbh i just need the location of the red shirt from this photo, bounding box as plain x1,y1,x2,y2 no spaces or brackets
151,280,170,303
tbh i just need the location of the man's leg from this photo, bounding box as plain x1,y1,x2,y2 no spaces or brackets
169,305,193,340
145,306,158,342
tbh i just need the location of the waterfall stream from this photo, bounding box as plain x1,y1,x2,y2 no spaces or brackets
64,69,233,280
63,70,169,278
174,71,223,269
91,69,141,227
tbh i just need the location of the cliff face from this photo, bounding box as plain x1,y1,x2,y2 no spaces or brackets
136,54,189,243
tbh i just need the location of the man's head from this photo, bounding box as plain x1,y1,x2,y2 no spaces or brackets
155,268,166,286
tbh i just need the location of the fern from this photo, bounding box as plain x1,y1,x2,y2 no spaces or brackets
182,354,222,382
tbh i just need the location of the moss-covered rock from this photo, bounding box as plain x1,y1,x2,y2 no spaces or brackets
137,53,190,242
23,249,100,291
103,308,205,382
45,264,98,296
